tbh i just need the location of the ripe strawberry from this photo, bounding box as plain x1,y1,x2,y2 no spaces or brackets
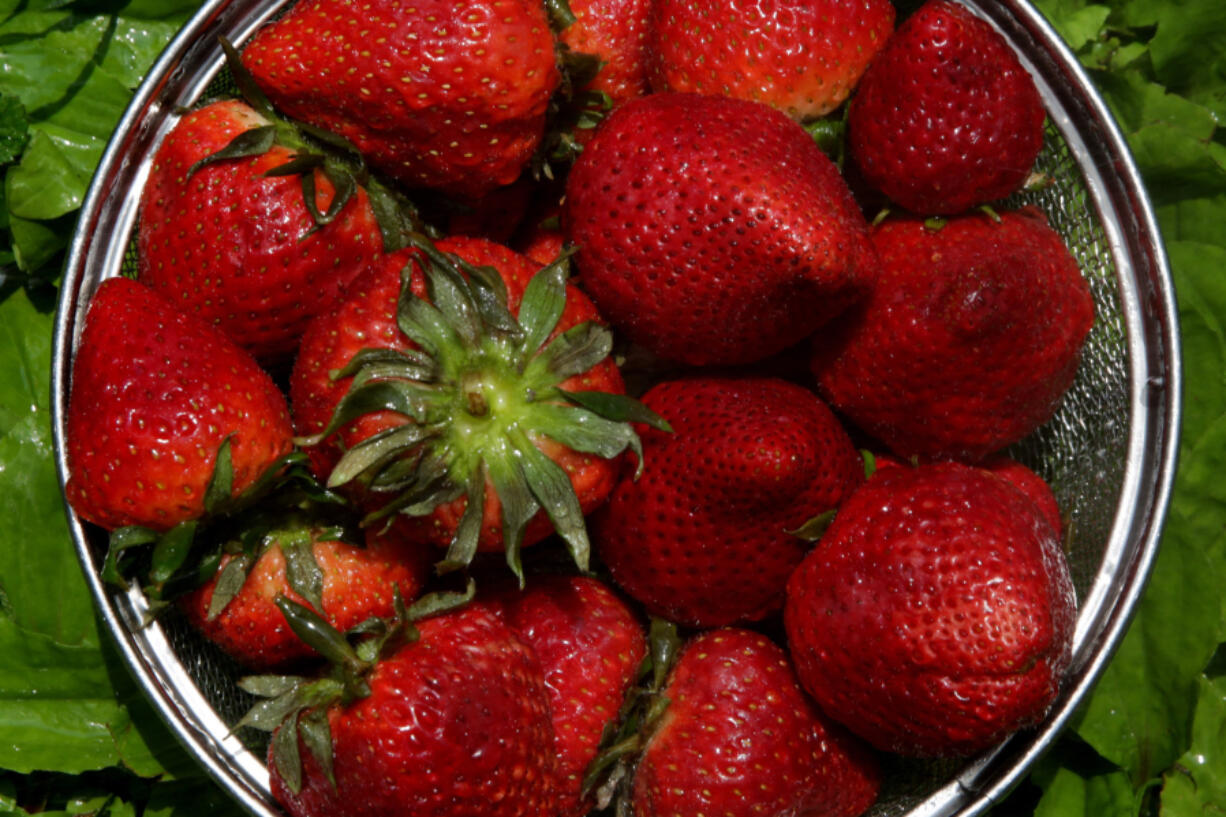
560,0,652,109
179,524,432,669
137,98,384,366
64,277,294,533
563,92,876,366
257,600,559,817
594,376,864,628
633,628,881,817
646,0,894,120
784,461,1077,757
485,574,646,817
239,0,561,200
810,207,1095,461
874,453,1065,540
290,234,664,575
847,0,1047,215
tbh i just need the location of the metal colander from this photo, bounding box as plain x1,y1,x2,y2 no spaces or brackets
50,0,1181,815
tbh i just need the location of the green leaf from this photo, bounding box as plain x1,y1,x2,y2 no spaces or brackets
0,287,95,641
515,258,569,358
0,94,29,164
1071,244,1226,782
1031,759,1142,816
0,616,185,778
1160,673,1226,813
509,428,589,573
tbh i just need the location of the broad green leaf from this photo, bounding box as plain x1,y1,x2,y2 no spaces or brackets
0,616,175,777
1159,674,1226,814
0,94,28,164
1072,241,1226,785
1032,760,1142,816
0,286,96,642
1144,0,1226,122
1032,1,1112,51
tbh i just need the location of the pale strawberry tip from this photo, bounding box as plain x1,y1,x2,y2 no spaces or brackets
314,234,666,580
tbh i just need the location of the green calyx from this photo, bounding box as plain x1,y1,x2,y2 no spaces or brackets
237,580,476,794
100,437,331,610
191,37,434,250
307,234,668,581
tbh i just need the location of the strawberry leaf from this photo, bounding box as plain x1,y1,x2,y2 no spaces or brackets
186,125,276,179
437,466,486,574
282,536,326,616
483,445,540,584
509,427,590,572
558,388,672,432
516,254,572,358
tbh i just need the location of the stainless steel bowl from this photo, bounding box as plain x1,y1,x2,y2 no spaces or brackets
50,1,1182,815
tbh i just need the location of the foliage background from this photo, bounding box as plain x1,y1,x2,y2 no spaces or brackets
0,0,1223,814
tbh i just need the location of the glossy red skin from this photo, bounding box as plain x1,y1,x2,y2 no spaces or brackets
564,92,876,366
290,235,626,552
784,461,1077,758
634,629,881,817
593,376,864,628
240,0,559,199
65,277,294,533
269,603,559,817
485,575,646,817
563,0,652,106
137,99,383,366
647,0,894,120
811,207,1095,461
848,0,1046,215
872,453,1064,539
179,530,432,670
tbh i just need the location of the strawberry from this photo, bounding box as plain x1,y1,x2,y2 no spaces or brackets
784,460,1077,757
561,0,651,108
485,574,646,817
289,234,665,576
874,452,1065,540
64,276,294,533
249,597,559,817
593,376,864,628
563,92,876,366
847,0,1047,215
633,628,881,817
646,0,895,121
239,0,561,200
810,207,1095,461
179,524,432,669
137,98,384,366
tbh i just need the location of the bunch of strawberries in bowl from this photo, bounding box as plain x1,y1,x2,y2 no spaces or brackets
61,0,1099,814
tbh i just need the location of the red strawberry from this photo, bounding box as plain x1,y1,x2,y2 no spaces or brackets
64,277,294,533
137,98,384,366
810,207,1095,461
594,376,864,628
784,461,1077,757
261,601,559,817
560,0,652,109
485,575,646,817
179,525,432,669
563,92,876,366
239,0,561,200
847,0,1047,215
290,234,662,574
633,628,881,817
647,0,895,120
